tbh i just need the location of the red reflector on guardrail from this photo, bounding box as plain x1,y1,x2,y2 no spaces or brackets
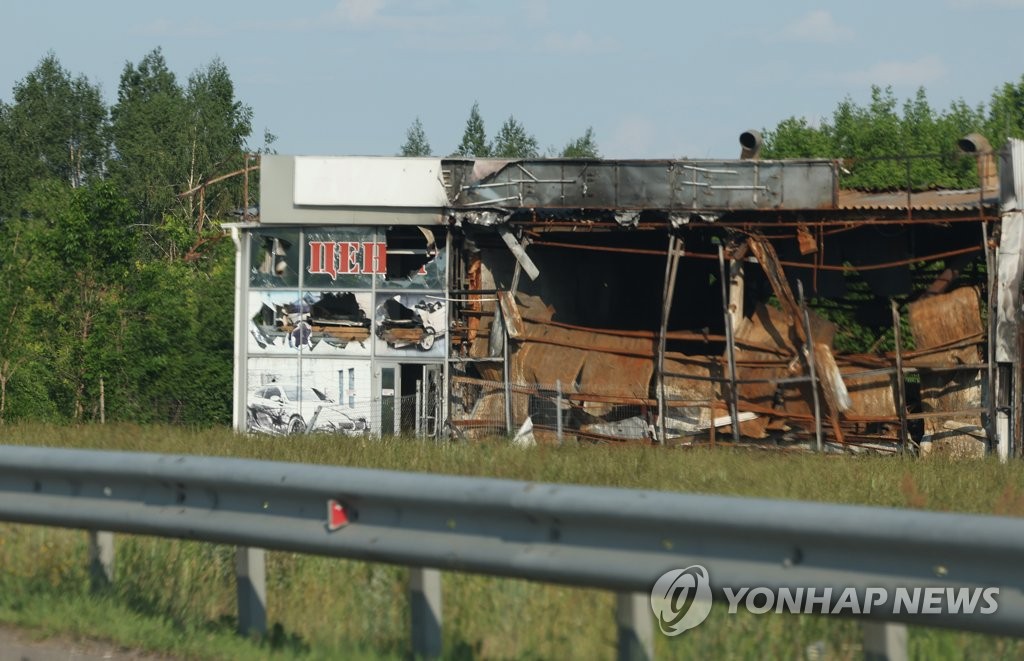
327,499,350,531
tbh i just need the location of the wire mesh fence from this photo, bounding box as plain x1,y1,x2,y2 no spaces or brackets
448,377,696,445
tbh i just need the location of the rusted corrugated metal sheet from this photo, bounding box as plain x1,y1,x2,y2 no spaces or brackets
496,290,525,339
663,356,719,434
515,322,654,393
838,188,998,212
731,305,797,438
841,367,897,419
579,346,654,417
907,287,985,457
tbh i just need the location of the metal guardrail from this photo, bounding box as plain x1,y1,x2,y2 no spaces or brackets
1,444,1023,660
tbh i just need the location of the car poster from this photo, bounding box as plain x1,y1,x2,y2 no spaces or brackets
245,356,373,436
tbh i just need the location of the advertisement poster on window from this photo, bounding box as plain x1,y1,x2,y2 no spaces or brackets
248,291,372,356
245,357,373,436
373,293,447,357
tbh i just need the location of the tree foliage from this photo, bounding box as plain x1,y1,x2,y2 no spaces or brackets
0,53,108,217
492,115,539,158
183,57,253,219
763,85,988,190
561,127,600,158
454,102,490,157
449,102,597,160
400,117,432,156
0,50,248,425
109,48,190,223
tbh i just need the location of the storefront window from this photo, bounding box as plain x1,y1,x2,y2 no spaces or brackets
249,229,300,288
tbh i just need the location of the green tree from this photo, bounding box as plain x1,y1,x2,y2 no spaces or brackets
764,85,985,190
561,127,600,158
182,57,253,222
762,117,832,158
116,247,233,424
2,53,108,205
400,117,432,156
109,48,189,224
0,216,54,421
112,50,253,259
492,115,539,158
19,180,137,421
454,102,490,157
986,74,1024,149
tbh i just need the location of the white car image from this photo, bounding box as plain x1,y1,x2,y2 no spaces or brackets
246,383,369,435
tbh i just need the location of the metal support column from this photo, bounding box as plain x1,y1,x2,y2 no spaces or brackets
236,546,267,637
862,622,908,661
88,530,114,591
616,592,654,661
410,567,443,659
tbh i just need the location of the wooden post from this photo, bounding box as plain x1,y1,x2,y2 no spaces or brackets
501,305,512,435
555,379,564,445
797,281,823,452
983,221,998,454
718,246,741,444
891,300,910,453
656,234,682,445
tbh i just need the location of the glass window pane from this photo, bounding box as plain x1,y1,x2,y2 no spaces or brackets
250,230,300,287
304,228,377,290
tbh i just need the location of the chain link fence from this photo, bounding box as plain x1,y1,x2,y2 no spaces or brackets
448,377,714,445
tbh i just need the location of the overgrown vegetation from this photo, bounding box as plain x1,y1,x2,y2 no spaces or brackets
1,426,1024,659
761,83,1024,190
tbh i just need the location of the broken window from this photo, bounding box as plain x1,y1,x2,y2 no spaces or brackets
380,226,446,290
249,230,300,287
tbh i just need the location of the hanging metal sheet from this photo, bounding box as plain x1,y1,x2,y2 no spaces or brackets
908,287,986,458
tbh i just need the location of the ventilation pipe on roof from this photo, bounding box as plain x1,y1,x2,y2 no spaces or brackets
957,133,999,191
739,130,763,160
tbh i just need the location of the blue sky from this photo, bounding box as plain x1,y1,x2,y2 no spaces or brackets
3,1,1024,159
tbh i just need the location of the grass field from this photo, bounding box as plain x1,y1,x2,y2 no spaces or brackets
1,423,1023,659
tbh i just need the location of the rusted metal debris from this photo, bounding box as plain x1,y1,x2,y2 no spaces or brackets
908,287,986,458
450,281,992,451
449,215,994,452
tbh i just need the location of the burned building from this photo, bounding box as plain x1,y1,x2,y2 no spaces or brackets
231,134,1024,457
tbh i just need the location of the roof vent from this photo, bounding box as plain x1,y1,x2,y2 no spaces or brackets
740,130,762,160
957,133,998,191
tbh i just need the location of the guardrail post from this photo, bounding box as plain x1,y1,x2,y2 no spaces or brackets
410,567,442,659
87,530,114,590
861,621,907,661
616,591,653,661
236,546,267,637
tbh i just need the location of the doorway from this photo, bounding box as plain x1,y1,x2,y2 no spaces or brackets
375,363,442,437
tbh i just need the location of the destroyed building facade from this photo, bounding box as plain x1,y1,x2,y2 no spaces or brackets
231,135,1024,456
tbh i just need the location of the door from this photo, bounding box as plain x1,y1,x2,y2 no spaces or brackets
374,363,442,438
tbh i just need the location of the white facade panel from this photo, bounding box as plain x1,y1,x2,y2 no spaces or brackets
293,157,448,208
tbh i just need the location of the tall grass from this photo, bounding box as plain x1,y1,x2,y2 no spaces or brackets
1,424,1023,659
